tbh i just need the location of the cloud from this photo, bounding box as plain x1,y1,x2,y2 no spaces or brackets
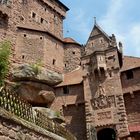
62,0,140,57
99,0,140,57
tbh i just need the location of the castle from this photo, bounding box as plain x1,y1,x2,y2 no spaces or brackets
0,0,140,140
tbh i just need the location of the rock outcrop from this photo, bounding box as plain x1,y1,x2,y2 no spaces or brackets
12,81,55,105
11,63,63,86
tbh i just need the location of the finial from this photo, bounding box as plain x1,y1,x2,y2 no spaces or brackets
94,17,96,25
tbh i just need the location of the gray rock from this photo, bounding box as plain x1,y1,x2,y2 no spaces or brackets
12,64,35,78
11,64,63,86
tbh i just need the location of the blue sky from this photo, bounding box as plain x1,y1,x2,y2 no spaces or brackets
61,0,140,57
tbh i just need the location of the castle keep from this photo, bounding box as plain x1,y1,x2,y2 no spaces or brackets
0,0,140,140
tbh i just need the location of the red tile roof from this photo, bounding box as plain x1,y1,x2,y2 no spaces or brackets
56,67,83,87
121,56,140,72
63,37,80,45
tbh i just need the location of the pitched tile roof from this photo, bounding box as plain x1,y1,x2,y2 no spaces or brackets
63,37,80,45
56,67,83,87
121,56,140,72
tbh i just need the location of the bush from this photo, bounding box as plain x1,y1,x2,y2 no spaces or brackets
30,60,42,75
0,41,11,86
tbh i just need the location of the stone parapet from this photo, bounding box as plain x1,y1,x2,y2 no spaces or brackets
0,107,66,140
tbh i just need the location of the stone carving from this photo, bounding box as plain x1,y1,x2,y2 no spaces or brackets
91,83,116,110
91,95,115,110
97,111,112,120
88,124,97,140
96,84,106,97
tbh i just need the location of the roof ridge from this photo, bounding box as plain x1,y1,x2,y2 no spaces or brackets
124,55,140,59
94,23,111,40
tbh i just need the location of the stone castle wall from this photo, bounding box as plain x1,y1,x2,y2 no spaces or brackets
0,0,66,72
124,91,140,126
121,68,140,94
64,43,81,73
51,84,86,140
52,84,85,111
0,108,65,140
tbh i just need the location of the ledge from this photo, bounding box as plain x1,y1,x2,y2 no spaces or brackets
0,107,66,140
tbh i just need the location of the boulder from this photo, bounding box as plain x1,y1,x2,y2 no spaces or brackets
11,63,63,86
14,81,55,105
39,90,55,103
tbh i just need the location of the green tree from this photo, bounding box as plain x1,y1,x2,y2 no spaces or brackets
0,41,11,86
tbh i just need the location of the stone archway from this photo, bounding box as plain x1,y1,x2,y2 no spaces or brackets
97,128,116,140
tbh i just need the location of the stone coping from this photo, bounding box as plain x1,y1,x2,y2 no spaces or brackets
0,107,66,140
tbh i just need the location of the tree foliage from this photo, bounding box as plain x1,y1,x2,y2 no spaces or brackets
0,41,11,86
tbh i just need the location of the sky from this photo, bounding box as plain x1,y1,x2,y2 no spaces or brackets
61,0,140,57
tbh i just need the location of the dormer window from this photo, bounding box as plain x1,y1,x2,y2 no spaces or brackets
100,38,104,43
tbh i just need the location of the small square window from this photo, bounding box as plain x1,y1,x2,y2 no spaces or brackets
126,70,133,80
63,86,69,94
32,12,36,18
40,18,44,24
72,51,75,54
53,59,56,65
22,55,25,59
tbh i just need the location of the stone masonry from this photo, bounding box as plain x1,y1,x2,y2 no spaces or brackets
0,108,65,140
0,1,140,140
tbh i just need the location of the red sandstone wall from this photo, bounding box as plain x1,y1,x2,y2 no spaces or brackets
64,44,81,73
63,104,87,140
121,68,140,94
15,30,64,72
124,91,140,126
0,0,66,72
51,83,85,111
51,84,87,139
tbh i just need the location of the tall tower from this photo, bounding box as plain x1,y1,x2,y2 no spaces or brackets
82,22,129,140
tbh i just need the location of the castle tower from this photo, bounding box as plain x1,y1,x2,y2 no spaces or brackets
82,22,129,140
